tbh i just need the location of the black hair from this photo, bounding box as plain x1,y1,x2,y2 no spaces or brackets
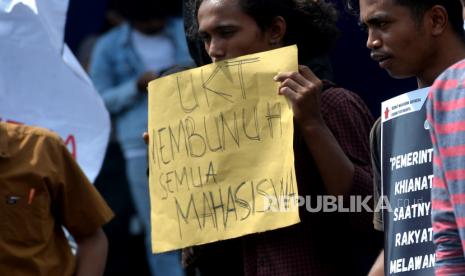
187,0,340,61
113,0,182,22
346,0,465,41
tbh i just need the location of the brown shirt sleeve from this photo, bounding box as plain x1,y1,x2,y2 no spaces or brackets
47,135,114,238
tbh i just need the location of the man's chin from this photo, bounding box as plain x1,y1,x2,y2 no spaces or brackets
386,69,412,80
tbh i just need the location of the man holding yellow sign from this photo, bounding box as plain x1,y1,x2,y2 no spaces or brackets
148,0,380,274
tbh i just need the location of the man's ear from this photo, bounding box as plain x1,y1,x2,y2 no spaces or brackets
428,5,448,36
268,16,287,46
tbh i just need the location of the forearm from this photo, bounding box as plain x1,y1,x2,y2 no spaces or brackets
274,67,371,196
431,136,465,273
433,207,465,274
368,250,384,276
75,228,108,276
432,185,465,274
301,122,354,196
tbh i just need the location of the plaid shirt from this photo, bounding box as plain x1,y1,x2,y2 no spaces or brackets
243,84,381,276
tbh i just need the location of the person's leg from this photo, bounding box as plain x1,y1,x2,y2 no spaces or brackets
126,154,185,276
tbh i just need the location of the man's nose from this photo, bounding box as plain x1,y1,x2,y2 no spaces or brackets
366,30,382,49
207,38,226,62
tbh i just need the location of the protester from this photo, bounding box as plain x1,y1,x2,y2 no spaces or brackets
351,0,465,274
427,58,465,275
178,0,381,275
0,122,113,276
89,0,192,275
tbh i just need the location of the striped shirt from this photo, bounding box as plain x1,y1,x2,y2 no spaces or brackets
427,59,465,275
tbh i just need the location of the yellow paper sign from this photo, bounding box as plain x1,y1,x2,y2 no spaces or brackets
148,45,300,253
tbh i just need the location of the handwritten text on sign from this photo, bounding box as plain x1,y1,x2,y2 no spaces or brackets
148,46,300,253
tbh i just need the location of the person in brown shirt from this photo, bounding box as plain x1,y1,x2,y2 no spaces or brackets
0,122,114,276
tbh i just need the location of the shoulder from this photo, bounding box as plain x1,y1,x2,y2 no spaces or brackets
320,84,373,119
7,124,66,161
428,60,465,125
321,85,366,108
6,123,61,144
440,58,465,81
94,24,129,50
430,59,465,100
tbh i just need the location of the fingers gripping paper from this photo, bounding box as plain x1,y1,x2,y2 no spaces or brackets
148,46,300,253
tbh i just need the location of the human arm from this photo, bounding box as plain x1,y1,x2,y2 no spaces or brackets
89,35,152,114
368,250,384,276
274,65,373,197
429,134,465,275
368,122,385,276
275,66,374,231
427,79,465,275
50,135,114,275
75,228,108,276
370,119,385,231
430,170,465,275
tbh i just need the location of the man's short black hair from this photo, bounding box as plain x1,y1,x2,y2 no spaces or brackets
113,0,182,21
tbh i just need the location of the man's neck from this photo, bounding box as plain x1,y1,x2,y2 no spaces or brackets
417,36,465,88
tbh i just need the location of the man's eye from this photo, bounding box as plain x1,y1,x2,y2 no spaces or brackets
199,34,211,43
220,30,235,38
374,21,389,29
